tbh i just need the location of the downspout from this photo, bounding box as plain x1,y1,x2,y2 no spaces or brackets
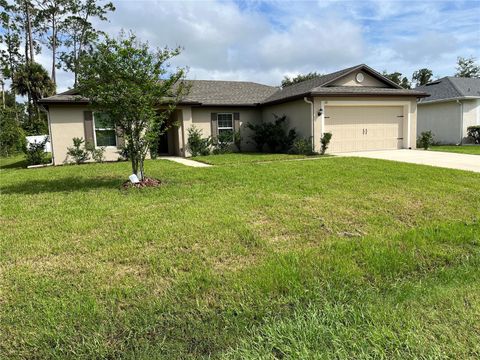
304,97,314,152
456,100,463,145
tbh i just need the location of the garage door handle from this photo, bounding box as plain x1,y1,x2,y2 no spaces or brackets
362,128,368,135
397,138,403,140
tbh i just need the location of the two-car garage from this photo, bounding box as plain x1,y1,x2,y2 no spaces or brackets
323,105,407,153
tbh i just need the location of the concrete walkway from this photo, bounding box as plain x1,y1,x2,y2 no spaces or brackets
157,156,212,167
337,149,480,173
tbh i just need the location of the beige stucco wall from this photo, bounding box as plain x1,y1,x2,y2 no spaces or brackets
331,72,389,87
312,97,418,152
261,99,311,138
183,106,262,155
48,105,122,165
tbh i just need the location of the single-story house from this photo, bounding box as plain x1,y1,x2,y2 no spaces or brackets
39,64,427,165
415,77,480,144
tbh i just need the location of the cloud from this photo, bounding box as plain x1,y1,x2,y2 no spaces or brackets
4,0,479,93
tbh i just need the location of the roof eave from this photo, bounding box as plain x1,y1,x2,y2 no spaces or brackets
418,96,480,104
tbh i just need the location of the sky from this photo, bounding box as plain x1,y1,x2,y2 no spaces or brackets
5,0,480,92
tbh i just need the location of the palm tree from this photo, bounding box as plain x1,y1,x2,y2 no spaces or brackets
12,61,55,134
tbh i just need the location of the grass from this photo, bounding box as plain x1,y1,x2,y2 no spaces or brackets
192,152,318,165
1,154,480,359
430,145,480,155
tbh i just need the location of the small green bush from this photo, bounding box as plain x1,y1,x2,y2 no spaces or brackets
418,131,434,150
320,132,332,155
467,125,480,144
25,137,49,166
290,137,314,155
247,114,297,153
86,144,106,163
67,137,90,164
212,131,233,155
187,126,211,156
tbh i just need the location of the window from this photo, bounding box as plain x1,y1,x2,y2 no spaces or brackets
94,112,117,147
217,113,233,136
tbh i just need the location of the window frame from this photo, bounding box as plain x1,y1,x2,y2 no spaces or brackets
93,112,117,148
217,113,234,136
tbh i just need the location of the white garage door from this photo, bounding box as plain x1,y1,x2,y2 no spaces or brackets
324,106,404,153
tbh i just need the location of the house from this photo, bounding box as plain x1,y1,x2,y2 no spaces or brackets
415,77,480,144
39,64,427,165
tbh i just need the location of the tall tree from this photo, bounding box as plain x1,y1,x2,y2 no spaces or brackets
60,0,115,86
382,71,411,89
12,61,55,133
412,68,433,86
78,32,188,180
35,0,71,84
282,72,322,88
455,56,480,78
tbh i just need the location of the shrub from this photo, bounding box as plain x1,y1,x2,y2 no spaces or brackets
67,137,90,164
247,114,297,153
212,131,233,155
187,126,211,156
25,137,49,166
418,131,434,150
86,144,106,163
467,125,480,144
0,108,26,156
233,130,242,152
320,132,332,155
290,137,314,155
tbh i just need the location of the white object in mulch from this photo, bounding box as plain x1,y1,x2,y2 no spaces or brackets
129,174,140,184
26,135,51,152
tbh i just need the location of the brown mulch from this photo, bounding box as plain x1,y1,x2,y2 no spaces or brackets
122,177,161,189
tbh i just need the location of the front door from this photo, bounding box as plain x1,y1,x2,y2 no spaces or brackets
158,132,169,154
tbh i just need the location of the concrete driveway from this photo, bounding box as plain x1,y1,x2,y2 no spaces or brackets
337,149,480,173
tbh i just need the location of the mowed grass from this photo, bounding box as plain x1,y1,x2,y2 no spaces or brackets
430,145,480,155
1,155,480,359
192,152,317,165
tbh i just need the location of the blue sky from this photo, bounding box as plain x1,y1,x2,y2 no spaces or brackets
4,0,480,92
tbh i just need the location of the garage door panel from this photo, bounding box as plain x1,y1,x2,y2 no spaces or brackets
324,106,403,153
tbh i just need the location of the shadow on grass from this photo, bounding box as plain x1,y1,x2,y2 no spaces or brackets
0,176,124,195
0,157,27,170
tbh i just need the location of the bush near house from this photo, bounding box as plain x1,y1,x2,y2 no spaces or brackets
247,114,297,153
186,126,211,156
418,131,434,150
467,125,480,144
320,132,332,155
290,137,314,155
67,137,90,164
25,137,49,166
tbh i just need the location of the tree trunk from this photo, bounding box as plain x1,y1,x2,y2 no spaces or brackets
51,17,56,84
25,0,34,63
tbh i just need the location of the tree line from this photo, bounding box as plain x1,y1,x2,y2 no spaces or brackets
0,0,115,150
281,56,480,88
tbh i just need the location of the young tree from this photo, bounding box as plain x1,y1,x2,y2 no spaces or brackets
78,32,188,180
412,68,433,86
60,0,115,86
455,56,480,78
281,72,322,88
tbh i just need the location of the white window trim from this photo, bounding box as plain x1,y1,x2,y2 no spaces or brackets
93,113,117,148
217,113,234,132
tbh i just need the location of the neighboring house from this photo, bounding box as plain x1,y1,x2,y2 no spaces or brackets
39,64,427,165
415,77,480,144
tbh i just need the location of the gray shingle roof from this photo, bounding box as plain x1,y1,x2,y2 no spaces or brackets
183,80,278,105
416,77,480,103
40,64,428,106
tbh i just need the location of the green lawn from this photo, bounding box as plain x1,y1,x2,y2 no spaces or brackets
1,155,480,359
430,145,480,155
192,152,318,165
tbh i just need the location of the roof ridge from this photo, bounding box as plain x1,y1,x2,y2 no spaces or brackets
444,77,463,98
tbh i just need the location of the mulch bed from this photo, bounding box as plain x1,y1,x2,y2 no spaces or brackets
122,177,161,189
